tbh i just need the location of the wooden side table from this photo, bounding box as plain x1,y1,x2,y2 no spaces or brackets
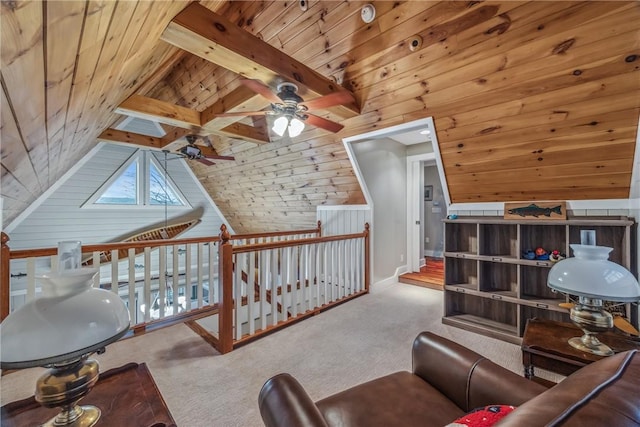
1,362,176,427
521,318,640,387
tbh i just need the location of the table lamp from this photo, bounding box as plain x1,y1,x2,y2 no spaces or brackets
547,244,640,356
0,241,130,427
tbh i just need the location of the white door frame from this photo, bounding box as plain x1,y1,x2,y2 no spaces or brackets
407,153,434,272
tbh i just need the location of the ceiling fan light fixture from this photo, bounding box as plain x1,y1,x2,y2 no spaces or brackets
288,117,305,137
273,116,289,137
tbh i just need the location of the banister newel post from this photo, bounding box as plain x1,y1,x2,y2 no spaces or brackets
364,223,370,293
1,232,10,321
218,225,234,354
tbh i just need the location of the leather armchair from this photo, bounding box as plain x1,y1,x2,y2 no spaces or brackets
259,331,640,427
259,331,546,427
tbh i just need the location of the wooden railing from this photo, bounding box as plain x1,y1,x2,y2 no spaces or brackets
216,223,370,354
0,221,369,354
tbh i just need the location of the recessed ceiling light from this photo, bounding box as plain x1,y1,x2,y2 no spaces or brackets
420,129,431,135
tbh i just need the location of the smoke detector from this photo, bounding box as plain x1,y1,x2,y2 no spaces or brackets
361,4,376,24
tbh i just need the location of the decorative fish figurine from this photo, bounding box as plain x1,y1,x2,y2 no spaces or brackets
508,203,562,217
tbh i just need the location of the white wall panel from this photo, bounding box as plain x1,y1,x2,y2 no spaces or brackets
6,144,227,250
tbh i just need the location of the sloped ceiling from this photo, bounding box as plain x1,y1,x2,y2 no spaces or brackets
2,1,639,233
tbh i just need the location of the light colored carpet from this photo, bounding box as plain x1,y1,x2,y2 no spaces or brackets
0,282,561,426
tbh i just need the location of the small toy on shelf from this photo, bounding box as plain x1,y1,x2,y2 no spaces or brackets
522,249,535,260
549,250,566,262
535,247,549,260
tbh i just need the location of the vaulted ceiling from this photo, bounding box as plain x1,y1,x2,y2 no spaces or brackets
2,1,639,233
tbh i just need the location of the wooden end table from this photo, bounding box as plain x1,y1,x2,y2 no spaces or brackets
521,318,640,387
1,362,176,427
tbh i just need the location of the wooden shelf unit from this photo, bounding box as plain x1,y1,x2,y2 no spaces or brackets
443,217,637,344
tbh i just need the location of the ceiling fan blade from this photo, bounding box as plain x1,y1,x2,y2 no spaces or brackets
299,91,355,111
241,79,281,103
214,111,269,118
196,158,215,166
204,155,235,161
305,113,344,133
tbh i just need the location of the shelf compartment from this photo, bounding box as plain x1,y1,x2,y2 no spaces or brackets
479,261,517,294
479,223,517,257
445,292,517,331
568,225,627,265
520,224,566,258
520,265,564,301
445,257,478,289
442,313,519,345
445,222,477,254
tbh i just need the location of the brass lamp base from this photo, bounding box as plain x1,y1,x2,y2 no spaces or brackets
41,405,100,427
36,357,101,427
568,334,614,357
569,297,614,357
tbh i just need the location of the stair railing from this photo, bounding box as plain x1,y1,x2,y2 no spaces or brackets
217,223,370,354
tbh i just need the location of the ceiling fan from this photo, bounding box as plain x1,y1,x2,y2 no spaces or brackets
215,79,355,138
174,135,235,166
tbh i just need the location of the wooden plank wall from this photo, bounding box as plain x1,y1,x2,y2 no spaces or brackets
2,1,639,234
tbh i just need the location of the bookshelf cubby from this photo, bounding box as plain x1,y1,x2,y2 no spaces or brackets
443,216,636,344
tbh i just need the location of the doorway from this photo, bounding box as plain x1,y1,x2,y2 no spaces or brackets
342,116,450,287
399,152,447,289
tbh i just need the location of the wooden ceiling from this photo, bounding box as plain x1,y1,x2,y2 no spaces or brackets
2,1,639,233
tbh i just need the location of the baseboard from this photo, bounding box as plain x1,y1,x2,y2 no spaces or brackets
373,265,408,288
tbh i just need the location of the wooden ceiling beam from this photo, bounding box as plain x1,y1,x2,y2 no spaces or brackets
200,83,270,130
218,122,270,145
116,94,201,129
115,93,269,144
98,128,166,149
161,2,360,119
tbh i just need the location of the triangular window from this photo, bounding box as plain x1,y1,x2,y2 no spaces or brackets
85,150,188,208
148,158,185,206
95,159,139,205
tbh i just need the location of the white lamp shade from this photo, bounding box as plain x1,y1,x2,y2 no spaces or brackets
0,268,130,369
272,116,288,137
547,244,640,302
288,117,305,137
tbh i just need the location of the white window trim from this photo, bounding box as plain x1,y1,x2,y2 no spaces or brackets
82,150,191,210
146,152,189,208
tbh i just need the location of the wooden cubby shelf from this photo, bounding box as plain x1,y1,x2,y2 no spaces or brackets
442,216,637,344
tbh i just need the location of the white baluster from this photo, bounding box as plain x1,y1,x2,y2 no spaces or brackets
143,247,151,323
159,246,166,319
110,250,119,294
248,250,256,335
235,253,244,340
197,242,204,309
128,248,136,324
270,248,278,326
185,244,192,310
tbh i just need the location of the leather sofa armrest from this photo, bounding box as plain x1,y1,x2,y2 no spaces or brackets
412,332,547,411
259,373,329,427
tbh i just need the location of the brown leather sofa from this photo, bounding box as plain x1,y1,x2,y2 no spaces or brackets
259,331,640,427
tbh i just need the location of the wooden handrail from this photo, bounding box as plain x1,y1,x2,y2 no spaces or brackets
1,232,10,321
8,236,221,260
229,220,321,240
231,232,366,254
